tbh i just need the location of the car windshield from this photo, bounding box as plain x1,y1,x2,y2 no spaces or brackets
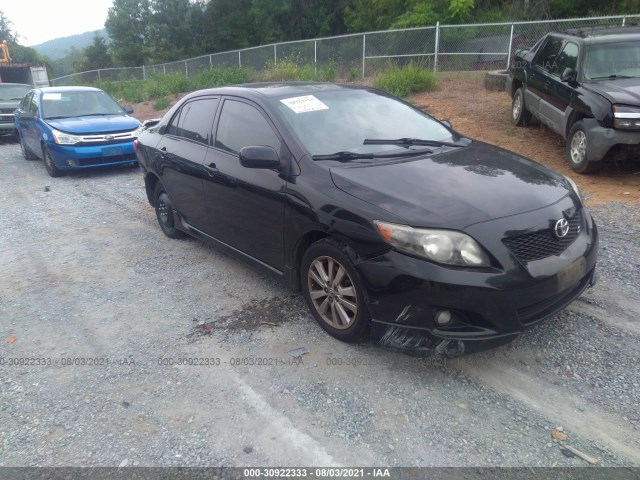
42,90,124,119
584,40,640,80
0,85,31,101
271,89,455,156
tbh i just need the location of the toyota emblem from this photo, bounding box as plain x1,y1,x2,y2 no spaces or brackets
554,218,570,238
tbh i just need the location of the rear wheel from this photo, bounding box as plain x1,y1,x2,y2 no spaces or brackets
511,87,532,126
566,121,601,174
20,134,37,160
301,239,369,342
153,182,185,239
42,146,65,177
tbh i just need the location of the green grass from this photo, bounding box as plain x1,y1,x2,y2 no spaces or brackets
95,67,252,103
153,97,171,111
258,58,337,82
372,63,438,97
92,61,435,104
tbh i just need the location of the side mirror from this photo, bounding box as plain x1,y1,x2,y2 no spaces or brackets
561,67,577,83
124,106,134,114
19,111,35,120
441,119,452,129
239,146,281,169
142,118,161,129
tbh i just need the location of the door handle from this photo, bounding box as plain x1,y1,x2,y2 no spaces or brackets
205,162,219,175
544,81,551,87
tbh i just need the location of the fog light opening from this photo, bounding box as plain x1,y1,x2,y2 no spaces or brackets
435,310,453,327
66,159,78,166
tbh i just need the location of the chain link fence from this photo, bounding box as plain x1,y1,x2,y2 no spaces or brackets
51,14,640,86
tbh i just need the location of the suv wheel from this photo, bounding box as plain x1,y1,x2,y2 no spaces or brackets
567,121,601,174
153,182,186,239
511,88,532,126
301,239,369,342
42,146,65,177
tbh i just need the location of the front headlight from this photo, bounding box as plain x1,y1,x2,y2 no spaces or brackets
563,175,583,203
613,105,640,130
51,129,83,145
373,221,491,267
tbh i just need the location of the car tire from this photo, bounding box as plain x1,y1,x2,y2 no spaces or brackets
153,182,186,239
511,88,532,126
42,146,65,177
301,239,369,342
566,121,601,174
19,134,37,160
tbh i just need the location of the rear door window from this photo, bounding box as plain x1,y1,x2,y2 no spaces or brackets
166,98,218,144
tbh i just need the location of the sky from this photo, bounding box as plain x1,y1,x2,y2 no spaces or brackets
2,0,114,46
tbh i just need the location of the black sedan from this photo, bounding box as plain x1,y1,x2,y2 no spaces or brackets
135,83,598,356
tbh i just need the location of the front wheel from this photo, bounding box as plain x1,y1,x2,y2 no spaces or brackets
153,182,185,239
301,239,369,342
566,121,601,174
42,146,65,177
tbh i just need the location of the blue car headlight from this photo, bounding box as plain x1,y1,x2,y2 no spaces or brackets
52,129,83,145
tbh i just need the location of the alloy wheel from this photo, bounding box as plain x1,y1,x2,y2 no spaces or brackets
307,255,358,330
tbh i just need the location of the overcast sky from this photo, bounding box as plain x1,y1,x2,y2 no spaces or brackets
3,0,113,46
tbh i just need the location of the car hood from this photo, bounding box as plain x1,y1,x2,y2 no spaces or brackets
330,142,570,229
583,77,640,105
45,115,140,134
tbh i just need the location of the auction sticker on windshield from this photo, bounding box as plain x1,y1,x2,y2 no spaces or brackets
280,95,329,113
43,93,62,100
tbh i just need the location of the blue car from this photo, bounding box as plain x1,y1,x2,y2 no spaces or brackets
14,86,141,177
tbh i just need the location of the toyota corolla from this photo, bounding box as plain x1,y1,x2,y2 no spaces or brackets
134,83,598,356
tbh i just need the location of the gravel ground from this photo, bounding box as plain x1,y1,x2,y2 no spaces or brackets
0,138,639,468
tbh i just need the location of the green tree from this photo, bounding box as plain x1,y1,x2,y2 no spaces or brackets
0,9,17,43
78,34,113,71
148,0,199,62
105,0,151,66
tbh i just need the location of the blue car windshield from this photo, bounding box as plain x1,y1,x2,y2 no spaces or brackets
42,91,124,119
271,89,455,156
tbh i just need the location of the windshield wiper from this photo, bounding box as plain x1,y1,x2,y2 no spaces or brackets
312,151,375,162
363,137,462,148
82,112,120,116
312,148,435,162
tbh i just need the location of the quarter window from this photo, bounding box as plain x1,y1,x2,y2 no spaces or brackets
215,100,281,155
166,98,218,144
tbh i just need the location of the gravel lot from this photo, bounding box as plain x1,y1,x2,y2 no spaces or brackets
0,115,639,467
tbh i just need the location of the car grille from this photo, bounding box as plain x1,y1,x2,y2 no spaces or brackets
76,153,137,167
1,108,15,114
502,211,582,263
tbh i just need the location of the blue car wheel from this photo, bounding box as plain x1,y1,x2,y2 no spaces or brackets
42,146,65,178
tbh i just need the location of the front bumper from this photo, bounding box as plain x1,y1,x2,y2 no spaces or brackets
357,207,599,357
47,141,138,170
583,118,640,162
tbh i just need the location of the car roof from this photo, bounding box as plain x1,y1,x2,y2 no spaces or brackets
182,82,371,101
556,26,640,43
34,86,104,94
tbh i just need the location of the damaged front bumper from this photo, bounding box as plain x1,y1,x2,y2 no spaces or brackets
356,234,598,357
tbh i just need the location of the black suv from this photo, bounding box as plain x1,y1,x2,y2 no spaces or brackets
507,26,640,173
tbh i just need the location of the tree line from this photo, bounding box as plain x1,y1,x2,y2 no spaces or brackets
2,0,639,77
